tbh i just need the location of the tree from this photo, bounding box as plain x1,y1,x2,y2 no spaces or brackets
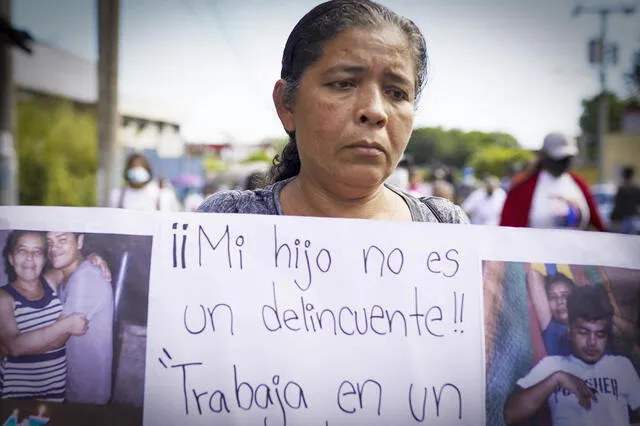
405,127,521,168
468,145,535,178
16,97,98,206
240,149,273,165
579,92,626,136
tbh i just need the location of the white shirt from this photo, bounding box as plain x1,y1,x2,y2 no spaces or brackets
529,170,590,229
462,187,506,225
407,183,433,198
183,192,205,212
109,180,182,211
517,355,640,426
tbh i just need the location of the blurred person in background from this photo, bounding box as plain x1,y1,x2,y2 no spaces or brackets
500,133,604,231
501,164,518,192
182,189,205,212
109,153,182,211
506,159,537,190
432,167,455,201
456,166,477,204
386,157,411,190
407,167,431,198
610,165,640,234
462,175,506,225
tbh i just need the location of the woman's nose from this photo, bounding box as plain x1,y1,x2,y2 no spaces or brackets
357,85,388,127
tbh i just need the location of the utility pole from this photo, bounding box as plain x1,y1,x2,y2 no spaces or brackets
573,3,636,184
1,0,31,205
0,0,16,205
97,0,120,206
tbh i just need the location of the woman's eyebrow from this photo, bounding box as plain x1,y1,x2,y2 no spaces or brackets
321,65,413,90
384,70,412,88
323,64,366,75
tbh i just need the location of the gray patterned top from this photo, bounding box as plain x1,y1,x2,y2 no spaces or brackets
197,178,469,224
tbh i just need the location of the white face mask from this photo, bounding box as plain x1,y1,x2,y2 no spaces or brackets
126,166,151,185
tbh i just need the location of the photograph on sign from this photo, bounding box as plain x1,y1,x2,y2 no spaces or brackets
484,260,640,426
0,228,152,425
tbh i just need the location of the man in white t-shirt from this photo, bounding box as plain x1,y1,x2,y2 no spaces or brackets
503,286,640,426
500,133,605,231
462,176,506,225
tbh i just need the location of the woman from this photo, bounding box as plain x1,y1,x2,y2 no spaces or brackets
198,0,467,224
527,269,575,356
527,268,633,357
0,230,88,401
109,152,182,211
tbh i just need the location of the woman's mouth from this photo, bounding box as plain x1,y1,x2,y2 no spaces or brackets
348,141,385,157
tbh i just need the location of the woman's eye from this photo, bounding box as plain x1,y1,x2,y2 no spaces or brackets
387,87,409,101
331,80,355,90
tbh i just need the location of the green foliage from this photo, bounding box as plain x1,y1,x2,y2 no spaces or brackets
262,137,289,156
468,145,535,178
203,154,228,172
16,97,98,206
239,149,274,165
579,92,625,136
405,127,520,168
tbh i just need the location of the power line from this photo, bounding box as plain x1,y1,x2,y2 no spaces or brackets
177,0,275,129
572,2,637,184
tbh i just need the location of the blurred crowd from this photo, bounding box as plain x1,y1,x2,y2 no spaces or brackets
110,152,269,213
115,132,639,236
384,132,639,234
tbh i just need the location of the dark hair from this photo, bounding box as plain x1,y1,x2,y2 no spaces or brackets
567,285,613,329
2,230,46,283
269,0,428,183
544,273,576,293
244,171,266,190
622,165,635,181
123,152,153,183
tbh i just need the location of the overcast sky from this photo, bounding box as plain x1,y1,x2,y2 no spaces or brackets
13,0,640,149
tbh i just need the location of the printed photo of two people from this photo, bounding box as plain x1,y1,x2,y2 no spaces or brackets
0,229,152,425
485,261,640,426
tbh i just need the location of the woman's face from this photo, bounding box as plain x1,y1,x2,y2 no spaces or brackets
126,157,151,188
277,25,416,193
547,281,573,324
8,233,46,282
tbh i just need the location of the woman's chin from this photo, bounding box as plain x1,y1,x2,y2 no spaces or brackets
339,167,388,189
18,273,39,282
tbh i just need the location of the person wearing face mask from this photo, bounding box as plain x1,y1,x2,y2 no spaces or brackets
108,153,182,211
500,132,604,231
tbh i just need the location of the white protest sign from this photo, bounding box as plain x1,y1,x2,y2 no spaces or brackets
143,212,485,425
1,206,639,426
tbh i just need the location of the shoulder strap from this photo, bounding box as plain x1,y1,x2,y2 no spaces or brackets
156,179,164,211
419,196,445,223
118,186,126,209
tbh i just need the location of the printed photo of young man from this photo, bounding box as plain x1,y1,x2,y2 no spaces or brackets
503,285,640,426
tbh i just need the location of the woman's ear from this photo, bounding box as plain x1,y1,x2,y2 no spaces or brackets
273,79,295,133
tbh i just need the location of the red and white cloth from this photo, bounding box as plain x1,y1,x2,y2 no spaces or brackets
500,170,605,231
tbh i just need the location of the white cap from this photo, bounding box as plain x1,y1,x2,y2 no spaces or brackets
541,132,578,160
